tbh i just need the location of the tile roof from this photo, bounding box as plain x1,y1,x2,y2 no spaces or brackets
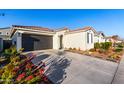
66,26,97,34
55,27,69,32
58,27,69,31
71,26,96,32
12,25,54,32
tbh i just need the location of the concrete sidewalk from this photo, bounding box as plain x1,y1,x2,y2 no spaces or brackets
112,55,124,84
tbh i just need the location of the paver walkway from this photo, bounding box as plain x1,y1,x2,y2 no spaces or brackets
30,50,119,84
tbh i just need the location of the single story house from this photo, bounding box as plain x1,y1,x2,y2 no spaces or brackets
10,25,97,51
94,31,105,43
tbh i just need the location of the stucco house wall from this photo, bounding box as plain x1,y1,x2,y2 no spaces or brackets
64,30,94,50
11,31,22,51
64,32,85,50
53,29,68,49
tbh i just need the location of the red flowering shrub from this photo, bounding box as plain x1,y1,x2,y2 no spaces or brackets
34,72,39,76
16,72,26,81
0,48,50,84
26,63,32,70
13,66,20,72
42,76,48,82
14,53,49,83
25,75,34,81
39,68,44,75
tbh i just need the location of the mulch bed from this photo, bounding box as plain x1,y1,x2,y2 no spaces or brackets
66,49,124,63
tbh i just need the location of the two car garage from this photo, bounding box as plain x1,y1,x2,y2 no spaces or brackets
22,34,53,51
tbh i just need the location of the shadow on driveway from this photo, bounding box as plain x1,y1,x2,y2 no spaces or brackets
45,56,71,84
31,54,50,66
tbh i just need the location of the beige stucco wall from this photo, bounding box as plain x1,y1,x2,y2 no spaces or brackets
63,30,94,50
63,32,85,50
53,30,68,49
12,31,22,51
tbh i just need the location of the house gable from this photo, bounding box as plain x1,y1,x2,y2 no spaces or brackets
10,25,55,37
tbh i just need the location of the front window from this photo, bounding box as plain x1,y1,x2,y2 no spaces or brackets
91,33,93,43
87,33,90,43
87,32,93,44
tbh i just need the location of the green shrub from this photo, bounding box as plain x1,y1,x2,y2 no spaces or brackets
3,46,18,56
117,43,124,48
115,48,123,52
94,43,100,49
113,43,124,52
100,42,112,50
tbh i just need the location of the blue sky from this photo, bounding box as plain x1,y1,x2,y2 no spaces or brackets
0,9,124,38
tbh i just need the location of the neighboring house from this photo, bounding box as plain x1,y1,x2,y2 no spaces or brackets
0,27,11,51
105,36,123,44
0,27,11,40
10,25,96,51
94,31,105,43
116,40,123,43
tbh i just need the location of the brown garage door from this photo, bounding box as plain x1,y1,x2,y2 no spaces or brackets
22,34,53,51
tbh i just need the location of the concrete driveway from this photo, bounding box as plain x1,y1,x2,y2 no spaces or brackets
30,50,118,84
